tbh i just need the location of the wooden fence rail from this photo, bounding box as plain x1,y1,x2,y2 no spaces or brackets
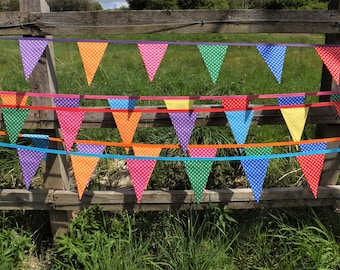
0,0,337,237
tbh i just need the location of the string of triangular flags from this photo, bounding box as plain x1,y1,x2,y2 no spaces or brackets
16,38,340,85
0,91,339,204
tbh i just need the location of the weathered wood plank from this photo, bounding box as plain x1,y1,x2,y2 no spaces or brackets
0,106,336,130
0,9,339,35
0,186,339,211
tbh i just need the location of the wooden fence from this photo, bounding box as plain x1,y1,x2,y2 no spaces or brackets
0,0,339,237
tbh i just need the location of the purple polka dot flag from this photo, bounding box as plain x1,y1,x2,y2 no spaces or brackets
53,98,85,152
138,43,168,82
19,38,48,80
198,45,228,84
257,45,286,84
22,134,49,160
240,146,273,202
184,148,218,204
296,142,327,198
315,46,340,85
17,148,45,190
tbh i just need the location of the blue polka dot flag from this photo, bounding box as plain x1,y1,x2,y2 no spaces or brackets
257,45,286,84
240,146,273,202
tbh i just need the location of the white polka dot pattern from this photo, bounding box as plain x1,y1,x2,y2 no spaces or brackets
315,46,340,85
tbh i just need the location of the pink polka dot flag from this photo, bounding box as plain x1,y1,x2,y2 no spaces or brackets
296,142,327,198
138,43,168,82
54,97,85,152
126,146,162,203
184,148,218,204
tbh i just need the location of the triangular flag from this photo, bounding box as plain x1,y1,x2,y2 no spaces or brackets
54,98,85,152
184,148,218,204
22,134,49,160
2,108,29,144
257,45,286,84
332,94,340,118
17,148,45,189
315,46,340,85
138,43,168,82
71,143,106,199
278,96,308,142
19,38,48,80
108,99,141,153
296,142,327,198
77,42,108,86
164,100,197,153
126,147,162,203
240,147,273,202
198,45,228,84
222,98,253,145
1,93,28,106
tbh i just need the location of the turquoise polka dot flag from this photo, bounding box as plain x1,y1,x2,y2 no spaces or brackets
240,146,273,202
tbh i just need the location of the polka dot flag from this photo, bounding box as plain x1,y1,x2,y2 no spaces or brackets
296,142,327,198
240,146,273,202
222,97,254,146
257,45,286,84
332,94,340,118
315,46,340,85
184,148,218,204
19,38,48,80
54,97,85,152
138,43,168,82
70,143,106,199
198,45,228,84
77,42,108,86
126,147,162,203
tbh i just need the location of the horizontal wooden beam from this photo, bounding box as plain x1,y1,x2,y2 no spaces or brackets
0,106,336,129
0,9,339,35
1,186,339,211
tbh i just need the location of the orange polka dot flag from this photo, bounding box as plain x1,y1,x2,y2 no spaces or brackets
138,43,168,82
296,142,327,198
77,42,108,85
126,146,162,203
184,148,218,204
71,143,106,199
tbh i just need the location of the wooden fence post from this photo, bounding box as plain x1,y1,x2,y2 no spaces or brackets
19,0,72,238
317,0,340,186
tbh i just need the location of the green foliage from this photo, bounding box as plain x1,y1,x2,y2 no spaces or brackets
47,0,102,12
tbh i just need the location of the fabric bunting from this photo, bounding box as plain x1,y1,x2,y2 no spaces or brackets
54,97,85,152
184,148,218,204
1,94,29,144
17,148,45,190
22,134,49,160
296,142,327,198
126,147,162,203
278,96,308,142
240,146,273,202
108,99,141,153
257,45,286,84
71,143,106,199
315,46,340,85
332,94,340,118
77,42,108,86
222,97,254,146
164,100,197,153
138,43,168,82
198,45,228,84
19,39,49,80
